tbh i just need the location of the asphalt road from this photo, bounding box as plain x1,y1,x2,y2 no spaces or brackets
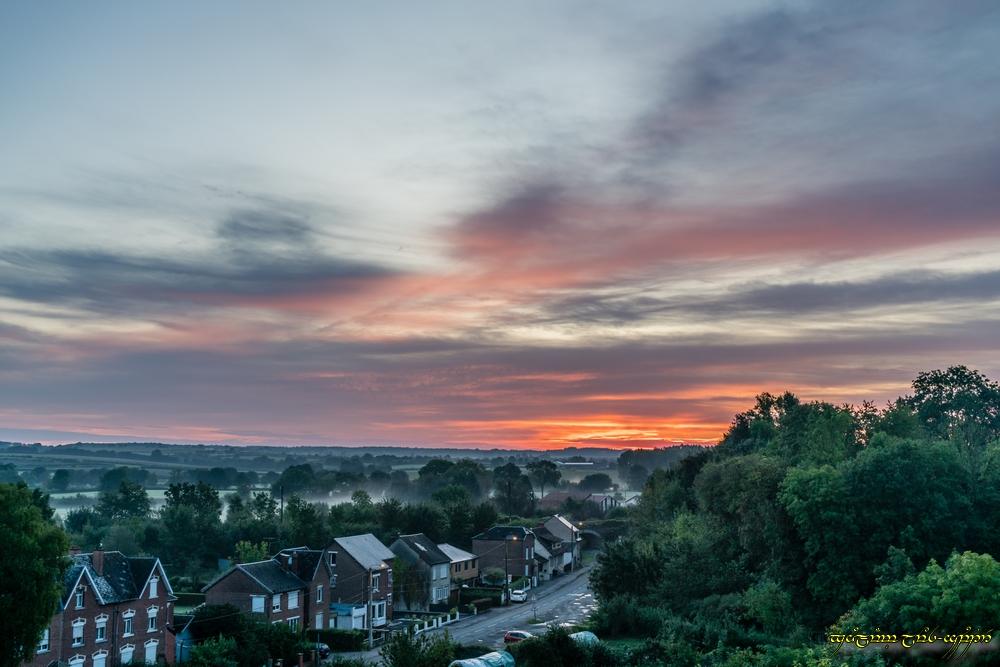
429,566,596,649
336,566,595,663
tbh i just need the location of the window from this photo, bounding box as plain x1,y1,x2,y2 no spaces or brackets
120,644,135,665
149,576,158,598
328,551,336,566
372,572,381,592
288,617,299,631
316,585,323,603
315,613,324,629
288,590,299,610
144,639,158,664
37,628,50,653
147,606,158,632
69,656,85,667
251,595,265,613
72,618,85,646
92,650,108,667
75,588,85,609
123,609,135,637
272,593,281,612
96,614,108,642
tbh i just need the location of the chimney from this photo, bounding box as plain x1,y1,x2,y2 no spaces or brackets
92,549,105,576
69,545,82,557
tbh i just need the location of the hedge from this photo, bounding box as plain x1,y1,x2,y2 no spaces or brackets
314,628,367,651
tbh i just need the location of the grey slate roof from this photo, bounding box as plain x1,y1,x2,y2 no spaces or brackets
396,534,450,566
62,552,159,606
437,543,477,564
473,525,531,541
237,560,308,593
334,534,394,570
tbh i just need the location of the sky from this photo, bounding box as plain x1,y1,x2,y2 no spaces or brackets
1,1,999,449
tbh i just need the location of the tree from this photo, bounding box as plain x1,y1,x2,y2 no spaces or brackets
625,464,650,492
393,558,428,610
48,468,72,492
908,365,1000,446
234,540,269,564
98,466,149,492
189,636,238,667
493,463,534,517
839,551,1000,632
96,480,151,522
0,482,69,666
379,629,455,667
527,460,562,497
578,473,613,493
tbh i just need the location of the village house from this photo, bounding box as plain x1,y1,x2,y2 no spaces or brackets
437,543,478,591
472,526,537,587
388,533,451,612
202,545,336,633
26,548,175,667
329,534,395,630
541,515,582,571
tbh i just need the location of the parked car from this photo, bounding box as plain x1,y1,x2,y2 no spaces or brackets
503,630,533,644
509,588,528,603
307,642,330,659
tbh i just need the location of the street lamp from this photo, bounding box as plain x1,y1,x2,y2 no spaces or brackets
504,535,518,604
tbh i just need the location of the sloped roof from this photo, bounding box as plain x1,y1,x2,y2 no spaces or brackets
237,560,308,593
334,534,394,570
395,534,450,566
533,541,552,561
473,525,531,541
62,552,161,606
437,543,476,563
531,526,561,546
276,547,325,582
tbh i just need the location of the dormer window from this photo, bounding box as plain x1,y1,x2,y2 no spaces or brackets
75,588,85,609
328,552,336,566
149,576,158,598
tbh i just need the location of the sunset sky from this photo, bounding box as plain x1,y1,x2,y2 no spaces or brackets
1,1,999,449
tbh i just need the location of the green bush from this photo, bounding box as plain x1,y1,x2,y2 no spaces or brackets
590,596,669,637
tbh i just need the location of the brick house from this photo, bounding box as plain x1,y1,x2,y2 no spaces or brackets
26,549,175,667
201,545,335,633
330,534,394,629
388,534,451,612
472,526,537,587
437,543,478,591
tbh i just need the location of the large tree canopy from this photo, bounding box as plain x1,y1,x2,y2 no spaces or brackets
0,483,68,667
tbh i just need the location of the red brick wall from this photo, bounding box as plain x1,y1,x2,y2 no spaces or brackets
25,573,174,666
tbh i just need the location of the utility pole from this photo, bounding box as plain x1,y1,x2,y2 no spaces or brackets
367,567,374,649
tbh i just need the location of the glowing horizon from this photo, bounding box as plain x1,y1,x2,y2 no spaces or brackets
1,2,999,450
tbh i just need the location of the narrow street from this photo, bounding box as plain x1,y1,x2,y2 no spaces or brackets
337,566,595,663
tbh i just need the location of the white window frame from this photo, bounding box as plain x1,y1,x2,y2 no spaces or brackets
272,593,282,612
72,618,85,647
287,590,299,610
149,576,158,599
315,612,324,629
69,655,85,667
288,617,299,631
144,639,158,663
38,627,50,653
92,649,108,667
251,594,265,613
75,588,85,609
120,643,135,665
147,606,159,632
123,609,136,637
95,613,108,642
372,572,381,592
316,585,323,603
